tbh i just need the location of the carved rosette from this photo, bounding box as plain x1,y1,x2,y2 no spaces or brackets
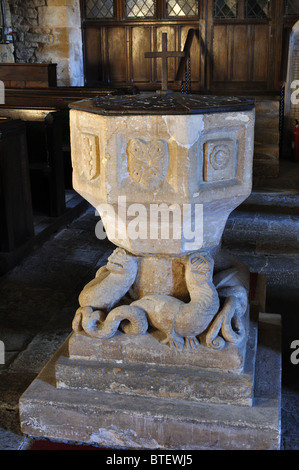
127,138,168,189
203,139,235,182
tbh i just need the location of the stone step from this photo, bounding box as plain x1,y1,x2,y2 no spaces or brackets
223,190,299,254
18,312,281,450
55,323,256,406
242,190,299,212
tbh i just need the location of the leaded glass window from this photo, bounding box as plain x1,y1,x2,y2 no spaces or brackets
285,0,299,15
126,0,155,17
85,0,114,18
214,0,238,18
245,0,270,18
167,0,198,17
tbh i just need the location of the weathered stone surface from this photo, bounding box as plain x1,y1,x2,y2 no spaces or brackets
56,357,254,405
8,0,83,85
0,44,15,63
69,95,253,362
55,315,257,406
0,427,32,450
19,312,281,450
67,328,247,372
19,93,276,449
70,100,255,255
131,255,189,300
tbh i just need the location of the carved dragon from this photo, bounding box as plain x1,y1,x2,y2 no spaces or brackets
73,248,248,350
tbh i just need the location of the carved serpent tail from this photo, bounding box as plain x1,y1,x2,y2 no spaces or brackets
76,305,148,339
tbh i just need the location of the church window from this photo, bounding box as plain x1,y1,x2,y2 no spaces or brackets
126,0,156,18
82,0,200,19
245,0,270,18
213,0,238,18
85,0,114,18
167,0,198,17
284,0,299,16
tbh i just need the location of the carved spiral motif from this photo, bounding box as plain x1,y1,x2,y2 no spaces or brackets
209,144,230,170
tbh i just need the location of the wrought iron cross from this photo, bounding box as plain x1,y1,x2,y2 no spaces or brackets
145,33,185,92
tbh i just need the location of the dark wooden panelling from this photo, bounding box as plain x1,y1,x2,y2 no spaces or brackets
232,25,250,81
81,0,299,94
212,24,229,82
0,119,34,252
84,27,103,83
84,22,202,90
107,26,127,83
212,23,270,88
0,63,57,88
131,26,152,82
252,25,269,82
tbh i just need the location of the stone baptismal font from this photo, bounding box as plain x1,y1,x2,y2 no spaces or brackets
70,92,253,355
19,91,281,450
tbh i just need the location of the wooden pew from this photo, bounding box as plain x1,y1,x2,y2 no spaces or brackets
26,110,68,217
0,87,133,217
1,86,115,108
0,107,67,217
0,118,34,253
0,63,57,88
1,85,135,108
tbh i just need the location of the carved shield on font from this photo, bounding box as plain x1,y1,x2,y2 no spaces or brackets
127,139,168,189
80,133,100,181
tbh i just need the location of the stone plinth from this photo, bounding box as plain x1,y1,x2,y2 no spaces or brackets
66,324,249,371
19,308,281,450
55,316,257,406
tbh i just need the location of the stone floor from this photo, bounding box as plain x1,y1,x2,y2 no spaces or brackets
0,160,299,450
0,201,114,450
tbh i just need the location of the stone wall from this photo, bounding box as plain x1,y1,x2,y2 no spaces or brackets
0,43,14,62
7,0,84,86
